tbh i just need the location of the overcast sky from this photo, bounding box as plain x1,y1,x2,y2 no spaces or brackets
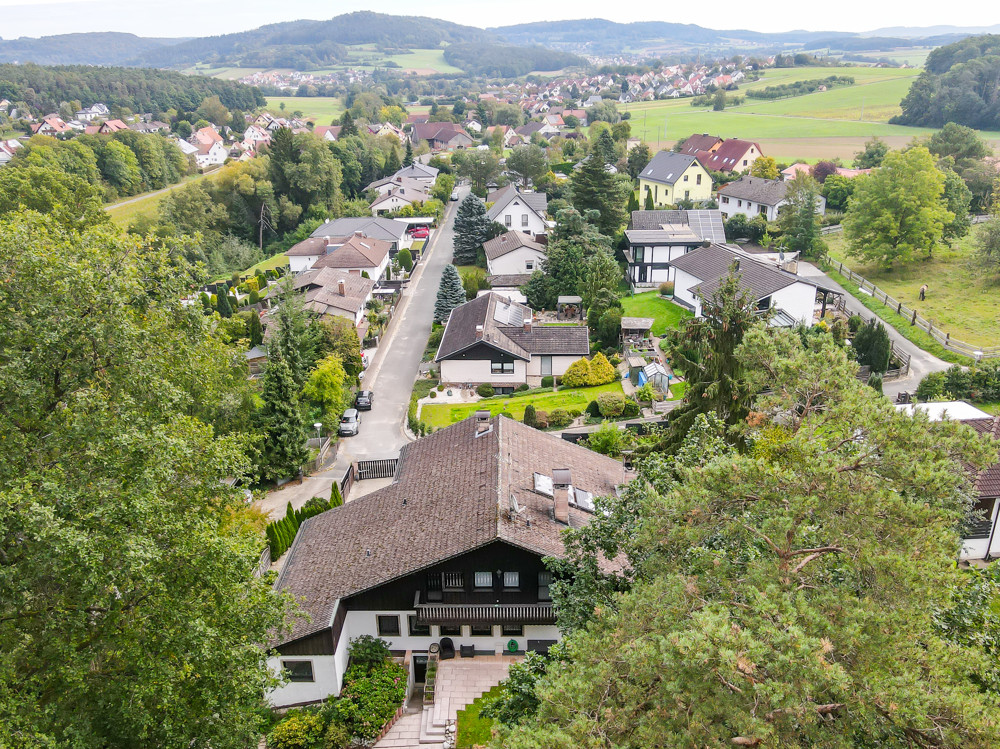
0,0,992,39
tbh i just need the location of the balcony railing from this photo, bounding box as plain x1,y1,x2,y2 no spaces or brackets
415,602,555,624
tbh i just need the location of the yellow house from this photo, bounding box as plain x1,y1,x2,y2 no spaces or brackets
638,151,713,207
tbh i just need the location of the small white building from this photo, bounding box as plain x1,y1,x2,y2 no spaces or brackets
484,231,547,277
718,176,826,223
485,186,549,239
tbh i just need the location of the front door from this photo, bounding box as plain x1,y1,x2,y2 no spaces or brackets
413,655,428,684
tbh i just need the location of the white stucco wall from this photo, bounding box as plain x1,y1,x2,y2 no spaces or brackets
672,267,704,315
770,282,818,324
289,255,319,274
487,248,547,276
525,354,582,378
439,358,528,386
267,654,343,708
497,201,547,237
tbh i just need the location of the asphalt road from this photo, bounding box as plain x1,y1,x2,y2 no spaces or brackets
333,186,465,463
798,262,951,397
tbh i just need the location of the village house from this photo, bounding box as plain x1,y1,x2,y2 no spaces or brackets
718,176,827,222
73,103,109,122
436,293,589,391
638,151,713,207
696,139,764,174
275,269,376,338
677,133,723,156
0,138,22,166
267,413,629,707
313,125,341,142
286,231,391,282
485,185,550,238
393,162,439,185
97,119,129,134
310,216,411,254
31,115,71,135
625,209,726,288
668,244,828,326
484,231,546,278
410,122,474,151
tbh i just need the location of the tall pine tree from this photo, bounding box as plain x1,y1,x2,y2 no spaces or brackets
248,308,263,347
403,139,414,167
257,355,309,482
339,111,358,137
572,130,629,236
644,187,655,210
385,146,401,176
453,194,491,265
215,287,233,318
435,264,468,323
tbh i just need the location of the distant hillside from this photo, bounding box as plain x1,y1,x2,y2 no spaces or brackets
131,12,493,69
0,64,263,116
864,24,1000,38
0,32,183,66
491,19,855,55
892,34,1000,129
443,44,584,77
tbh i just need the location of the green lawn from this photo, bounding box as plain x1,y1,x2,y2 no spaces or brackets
105,171,215,227
266,96,345,124
456,686,500,748
825,231,999,349
384,48,462,74
621,291,693,336
420,382,624,429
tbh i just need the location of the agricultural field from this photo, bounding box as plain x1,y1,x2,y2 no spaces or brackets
383,48,462,75
825,230,1000,349
624,66,1000,161
265,96,345,123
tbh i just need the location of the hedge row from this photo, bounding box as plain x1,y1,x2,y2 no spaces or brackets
266,486,343,559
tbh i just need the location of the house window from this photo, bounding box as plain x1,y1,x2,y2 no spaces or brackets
503,571,520,590
474,571,493,589
737,200,742,207
683,174,689,182
538,571,552,601
501,624,523,636
540,355,552,376
439,624,462,637
377,615,401,637
759,206,768,216
721,196,729,204
282,660,315,683
684,190,690,199
443,572,465,590
757,296,771,312
743,159,748,166
525,260,534,271
470,624,494,637
505,214,512,227
409,615,431,637
491,360,514,375
426,573,443,602
696,173,702,185
521,214,529,227
634,246,645,263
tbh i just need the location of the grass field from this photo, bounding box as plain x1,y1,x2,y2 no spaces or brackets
265,96,345,123
456,686,500,748
420,382,624,429
105,171,214,227
384,48,462,74
621,291,693,336
623,66,1000,161
826,230,999,349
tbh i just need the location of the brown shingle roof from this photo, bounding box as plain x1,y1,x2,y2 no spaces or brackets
311,234,390,271
288,268,374,317
965,417,1000,497
274,416,627,644
670,244,816,302
483,231,546,261
718,176,789,207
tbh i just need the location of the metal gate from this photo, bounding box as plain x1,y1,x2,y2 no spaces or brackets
356,458,399,481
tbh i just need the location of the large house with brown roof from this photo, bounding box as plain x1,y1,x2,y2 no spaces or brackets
436,293,590,391
285,232,392,281
268,414,628,708
274,268,376,338
678,133,723,156
410,122,474,151
696,139,763,174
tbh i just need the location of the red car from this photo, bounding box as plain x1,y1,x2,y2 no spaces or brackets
408,226,430,239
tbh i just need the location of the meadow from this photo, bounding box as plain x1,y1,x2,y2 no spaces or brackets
105,171,215,227
265,96,345,123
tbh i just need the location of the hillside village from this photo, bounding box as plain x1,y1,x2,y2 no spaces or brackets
1,12,1000,749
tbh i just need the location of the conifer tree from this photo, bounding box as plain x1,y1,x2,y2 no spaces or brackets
434,264,467,323
215,287,233,318
248,308,263,347
385,146,401,176
644,187,655,210
330,481,343,508
257,356,309,481
403,139,414,167
626,191,639,214
453,194,491,265
339,111,358,137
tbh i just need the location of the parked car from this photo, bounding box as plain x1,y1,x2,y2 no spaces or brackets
408,226,430,239
338,409,361,436
450,190,459,201
355,390,373,410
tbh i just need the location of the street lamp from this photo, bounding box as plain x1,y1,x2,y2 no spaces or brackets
314,422,323,443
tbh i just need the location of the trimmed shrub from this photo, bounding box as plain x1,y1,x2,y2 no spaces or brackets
249,289,260,305
588,352,617,386
548,408,572,428
267,711,326,749
561,358,592,388
847,314,864,333
585,400,602,418
867,371,884,394
323,722,351,749
330,482,343,508
541,375,554,388
597,392,626,418
429,390,437,398
476,384,495,398
533,410,549,429
916,371,946,401
523,404,537,428
622,399,640,418
659,280,675,296
567,408,582,418
852,319,891,374
515,383,529,392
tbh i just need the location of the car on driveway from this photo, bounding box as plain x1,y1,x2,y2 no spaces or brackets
450,190,459,201
355,390,373,411
408,226,430,239
338,408,361,436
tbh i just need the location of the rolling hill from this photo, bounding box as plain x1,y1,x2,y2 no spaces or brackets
0,32,185,66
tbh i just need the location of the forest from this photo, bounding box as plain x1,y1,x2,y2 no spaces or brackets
0,64,264,117
442,43,585,77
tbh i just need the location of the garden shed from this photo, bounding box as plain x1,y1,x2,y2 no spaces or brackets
639,361,671,392
556,295,583,321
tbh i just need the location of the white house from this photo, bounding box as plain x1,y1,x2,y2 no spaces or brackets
392,162,439,185
718,176,826,223
278,269,376,335
310,217,411,253
625,209,726,288
436,293,589,391
484,231,546,277
268,414,629,707
894,403,1000,562
74,103,109,122
195,140,229,168
486,186,549,239
668,244,827,326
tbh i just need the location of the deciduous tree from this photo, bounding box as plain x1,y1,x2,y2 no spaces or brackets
749,155,779,179
777,172,824,259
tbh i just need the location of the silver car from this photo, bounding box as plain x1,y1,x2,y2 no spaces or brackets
338,408,361,436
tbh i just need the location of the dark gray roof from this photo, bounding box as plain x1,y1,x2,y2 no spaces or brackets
639,150,700,186
487,273,534,287
436,292,589,361
670,244,816,302
310,217,407,242
486,186,548,222
393,163,439,180
718,176,789,207
628,209,726,244
273,415,627,644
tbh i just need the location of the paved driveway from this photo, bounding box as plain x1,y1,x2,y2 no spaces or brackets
799,262,950,396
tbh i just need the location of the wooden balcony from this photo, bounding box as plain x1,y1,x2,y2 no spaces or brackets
415,602,555,624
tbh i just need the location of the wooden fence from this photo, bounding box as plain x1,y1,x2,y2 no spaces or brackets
832,261,999,360
834,295,913,378
356,458,399,481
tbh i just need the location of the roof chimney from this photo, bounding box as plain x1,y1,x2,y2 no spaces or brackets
552,468,571,524
475,324,484,340
354,230,364,238
523,317,531,333
338,279,346,296
324,235,331,247
474,410,492,437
